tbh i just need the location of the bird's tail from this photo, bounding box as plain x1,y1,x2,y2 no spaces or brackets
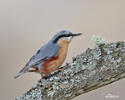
14,66,28,79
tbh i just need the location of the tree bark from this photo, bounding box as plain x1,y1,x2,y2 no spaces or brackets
16,41,125,100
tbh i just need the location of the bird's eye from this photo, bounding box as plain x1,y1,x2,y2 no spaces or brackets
67,34,71,37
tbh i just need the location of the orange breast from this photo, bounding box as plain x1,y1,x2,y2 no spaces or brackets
41,39,69,74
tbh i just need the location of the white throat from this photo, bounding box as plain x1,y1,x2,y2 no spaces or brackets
61,36,73,42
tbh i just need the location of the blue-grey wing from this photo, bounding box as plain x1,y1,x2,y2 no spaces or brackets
26,42,60,67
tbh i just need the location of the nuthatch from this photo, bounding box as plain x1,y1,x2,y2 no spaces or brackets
14,30,81,79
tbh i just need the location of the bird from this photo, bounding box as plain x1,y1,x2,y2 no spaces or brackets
14,30,81,79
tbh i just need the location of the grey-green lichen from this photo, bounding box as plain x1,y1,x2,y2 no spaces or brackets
16,41,125,100
91,35,105,46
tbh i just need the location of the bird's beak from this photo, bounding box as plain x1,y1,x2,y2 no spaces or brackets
72,33,82,37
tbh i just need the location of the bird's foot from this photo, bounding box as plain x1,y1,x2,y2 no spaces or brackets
58,64,68,79
38,74,46,82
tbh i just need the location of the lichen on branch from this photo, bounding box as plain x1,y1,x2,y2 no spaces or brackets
16,41,125,100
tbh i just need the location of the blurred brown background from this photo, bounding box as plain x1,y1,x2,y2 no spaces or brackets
0,0,125,100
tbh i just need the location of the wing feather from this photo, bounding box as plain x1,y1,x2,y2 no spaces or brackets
26,42,60,67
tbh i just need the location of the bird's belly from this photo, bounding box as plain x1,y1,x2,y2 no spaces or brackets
41,54,66,74
42,51,67,74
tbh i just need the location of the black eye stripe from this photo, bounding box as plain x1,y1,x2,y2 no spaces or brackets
53,34,72,43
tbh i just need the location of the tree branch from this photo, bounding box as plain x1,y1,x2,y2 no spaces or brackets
16,41,125,100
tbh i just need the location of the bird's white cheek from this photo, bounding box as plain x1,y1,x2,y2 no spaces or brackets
67,36,73,42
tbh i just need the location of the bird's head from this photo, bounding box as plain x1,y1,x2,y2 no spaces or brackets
52,30,82,44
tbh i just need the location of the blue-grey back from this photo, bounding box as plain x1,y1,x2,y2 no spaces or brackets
26,41,60,67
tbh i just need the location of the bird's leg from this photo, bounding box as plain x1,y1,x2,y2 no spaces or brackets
58,68,64,79
38,74,46,82
58,63,68,79
38,74,50,89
